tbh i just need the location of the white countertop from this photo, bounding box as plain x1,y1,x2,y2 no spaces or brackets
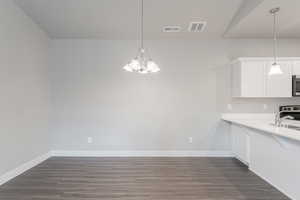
222,113,300,142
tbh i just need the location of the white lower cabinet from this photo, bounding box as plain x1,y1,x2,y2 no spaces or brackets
231,124,250,165
230,123,300,200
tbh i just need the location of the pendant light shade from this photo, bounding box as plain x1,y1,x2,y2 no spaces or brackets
123,0,160,74
269,63,282,75
268,7,282,76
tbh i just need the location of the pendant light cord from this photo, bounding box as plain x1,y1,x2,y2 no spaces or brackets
140,0,144,50
273,11,277,64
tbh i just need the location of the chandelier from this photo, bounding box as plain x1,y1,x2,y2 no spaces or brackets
123,0,160,74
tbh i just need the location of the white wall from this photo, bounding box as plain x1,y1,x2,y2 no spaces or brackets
0,0,50,176
49,40,227,151
49,39,300,152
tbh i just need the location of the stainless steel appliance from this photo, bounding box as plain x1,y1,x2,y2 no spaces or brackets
292,75,300,96
272,105,300,130
279,105,300,120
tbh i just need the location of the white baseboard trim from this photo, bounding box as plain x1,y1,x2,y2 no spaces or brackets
0,152,51,186
51,150,233,157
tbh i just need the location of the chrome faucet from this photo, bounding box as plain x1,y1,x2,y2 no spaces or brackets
274,111,295,127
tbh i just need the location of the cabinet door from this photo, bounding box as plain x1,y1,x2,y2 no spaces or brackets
292,61,300,75
265,61,292,97
231,62,242,97
231,124,250,165
241,61,265,97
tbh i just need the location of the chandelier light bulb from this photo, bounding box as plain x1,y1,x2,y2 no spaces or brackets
123,64,132,72
147,60,160,73
130,59,140,71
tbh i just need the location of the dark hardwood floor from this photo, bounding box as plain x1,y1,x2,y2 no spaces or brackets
0,157,290,200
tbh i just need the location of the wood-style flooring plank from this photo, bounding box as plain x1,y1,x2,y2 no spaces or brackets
0,157,290,200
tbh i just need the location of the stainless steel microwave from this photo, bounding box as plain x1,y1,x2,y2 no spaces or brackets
292,75,300,97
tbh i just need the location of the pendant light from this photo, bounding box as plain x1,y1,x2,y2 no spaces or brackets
123,0,160,74
268,7,283,76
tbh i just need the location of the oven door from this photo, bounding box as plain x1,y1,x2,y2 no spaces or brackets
292,75,300,96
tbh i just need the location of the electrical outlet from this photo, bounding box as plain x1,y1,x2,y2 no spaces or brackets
87,137,93,144
188,137,193,144
227,104,232,110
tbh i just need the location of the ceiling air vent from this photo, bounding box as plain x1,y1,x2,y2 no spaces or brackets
163,26,181,33
188,21,207,32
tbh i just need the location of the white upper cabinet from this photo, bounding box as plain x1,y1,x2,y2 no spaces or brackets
292,61,300,75
231,58,298,98
231,60,265,97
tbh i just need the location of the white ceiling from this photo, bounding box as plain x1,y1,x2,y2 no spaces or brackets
225,0,300,38
13,0,300,39
14,0,242,39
